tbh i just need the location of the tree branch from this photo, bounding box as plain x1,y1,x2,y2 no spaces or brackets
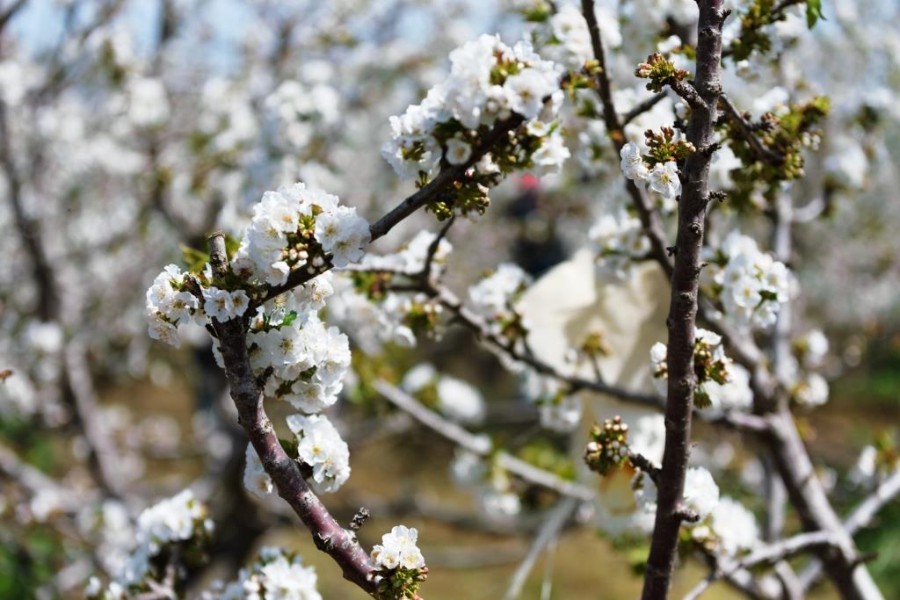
206,233,378,596
641,3,728,598
503,497,578,600
262,114,524,302
374,381,596,502
684,531,837,600
581,0,674,279
799,469,900,591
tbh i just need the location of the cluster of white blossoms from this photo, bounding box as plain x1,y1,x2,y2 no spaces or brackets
382,34,568,184
620,142,682,203
245,293,351,414
598,464,719,538
286,414,351,494
695,496,761,556
650,329,745,411
467,263,532,341
371,525,426,572
359,230,453,279
86,490,213,598
134,489,212,556
233,182,370,283
588,211,651,280
706,231,792,330
145,182,370,349
145,265,204,348
263,78,340,153
326,230,454,354
402,363,486,424
214,547,322,600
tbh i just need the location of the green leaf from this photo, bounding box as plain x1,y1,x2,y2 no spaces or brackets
282,310,299,327
806,0,825,28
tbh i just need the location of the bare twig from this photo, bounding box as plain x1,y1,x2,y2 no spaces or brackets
684,531,837,600
622,92,668,126
503,497,578,600
719,95,785,165
374,381,596,502
799,469,900,591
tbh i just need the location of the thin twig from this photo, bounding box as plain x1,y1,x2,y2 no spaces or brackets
799,469,900,591
503,497,578,600
374,381,596,502
719,95,785,165
581,0,674,278
622,92,668,126
683,531,836,600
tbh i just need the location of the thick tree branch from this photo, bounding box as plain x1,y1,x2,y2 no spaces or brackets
206,234,378,596
641,3,728,598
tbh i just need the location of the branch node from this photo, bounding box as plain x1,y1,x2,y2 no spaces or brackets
350,507,371,531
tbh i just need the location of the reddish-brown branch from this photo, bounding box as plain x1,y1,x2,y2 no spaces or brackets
640,3,728,598
207,234,378,596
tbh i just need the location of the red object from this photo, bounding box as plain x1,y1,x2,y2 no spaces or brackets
518,173,541,191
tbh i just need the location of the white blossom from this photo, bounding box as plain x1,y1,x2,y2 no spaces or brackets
243,444,274,499
648,161,681,199
371,525,426,571
683,467,720,520
709,496,759,555
286,414,351,493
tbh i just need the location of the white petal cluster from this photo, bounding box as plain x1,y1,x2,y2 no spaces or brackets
145,264,200,348
708,231,792,330
127,77,169,129
218,547,322,600
135,489,211,555
620,142,682,202
91,490,213,591
203,286,250,321
326,283,417,354
402,363,486,424
382,34,567,181
286,414,350,493
263,79,339,152
232,182,370,286
702,363,753,413
360,230,453,278
545,5,594,68
682,467,720,520
243,444,274,499
793,372,829,407
707,496,760,555
246,292,351,414
467,263,532,337
539,394,582,432
371,525,426,571
589,211,651,280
